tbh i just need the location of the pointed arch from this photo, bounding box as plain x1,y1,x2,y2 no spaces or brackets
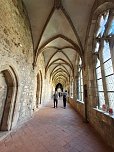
52,73,68,82
61,4,83,52
50,64,70,77
0,66,18,131
52,70,69,80
45,58,74,75
53,77,66,84
51,68,70,79
45,49,74,72
54,79,65,86
34,7,55,55
36,70,43,107
39,34,80,54
34,34,81,66
33,0,84,67
41,46,81,57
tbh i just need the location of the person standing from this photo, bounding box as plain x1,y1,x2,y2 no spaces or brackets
63,90,67,108
53,91,58,108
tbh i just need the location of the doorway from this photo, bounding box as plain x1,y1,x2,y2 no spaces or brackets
36,71,42,108
0,69,17,131
55,83,63,97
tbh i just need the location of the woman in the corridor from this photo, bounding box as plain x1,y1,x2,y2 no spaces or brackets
63,90,67,109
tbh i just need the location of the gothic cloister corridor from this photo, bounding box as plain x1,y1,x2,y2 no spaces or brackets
0,0,114,151
0,99,113,152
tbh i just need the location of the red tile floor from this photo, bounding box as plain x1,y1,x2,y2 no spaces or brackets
0,98,113,152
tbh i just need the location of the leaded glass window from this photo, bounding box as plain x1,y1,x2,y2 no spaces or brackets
96,58,105,108
77,58,83,102
108,18,114,35
95,9,114,112
70,81,73,98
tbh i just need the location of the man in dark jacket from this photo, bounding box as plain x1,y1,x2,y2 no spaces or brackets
53,91,58,108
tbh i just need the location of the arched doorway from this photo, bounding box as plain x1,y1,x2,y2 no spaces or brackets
0,68,17,131
55,83,63,97
36,71,42,108
55,83,63,92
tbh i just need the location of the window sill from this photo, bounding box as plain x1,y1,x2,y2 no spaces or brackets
93,108,114,119
77,100,84,104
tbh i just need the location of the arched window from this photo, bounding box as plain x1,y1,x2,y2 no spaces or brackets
77,58,83,102
94,9,114,112
70,79,73,98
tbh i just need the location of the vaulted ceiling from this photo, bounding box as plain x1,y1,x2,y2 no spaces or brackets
23,0,95,86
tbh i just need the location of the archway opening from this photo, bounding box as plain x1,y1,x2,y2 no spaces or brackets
0,69,17,131
55,83,63,97
36,72,42,108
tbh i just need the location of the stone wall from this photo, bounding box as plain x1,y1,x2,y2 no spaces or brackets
33,54,53,108
69,98,114,149
0,0,52,129
0,0,35,127
69,98,85,118
90,108,114,149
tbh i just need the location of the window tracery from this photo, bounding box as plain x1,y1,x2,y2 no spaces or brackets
94,9,114,112
77,57,83,102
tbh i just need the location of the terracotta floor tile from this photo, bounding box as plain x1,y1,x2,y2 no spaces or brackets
0,99,113,152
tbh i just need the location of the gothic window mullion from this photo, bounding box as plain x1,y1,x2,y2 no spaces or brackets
93,50,99,107
76,78,79,100
109,39,114,72
95,41,105,108
95,68,100,108
81,69,84,101
79,70,81,100
108,10,114,71
76,57,83,102
99,45,109,107
74,76,77,99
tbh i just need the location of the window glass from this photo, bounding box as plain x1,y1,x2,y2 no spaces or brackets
106,75,114,91
96,11,109,37
98,92,105,108
104,59,113,76
94,10,114,112
77,58,83,102
108,18,114,35
96,67,102,79
97,79,104,91
102,41,111,62
108,92,114,111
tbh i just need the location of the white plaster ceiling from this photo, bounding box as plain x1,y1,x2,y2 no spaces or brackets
23,0,54,49
23,0,95,86
38,9,79,49
45,38,73,48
